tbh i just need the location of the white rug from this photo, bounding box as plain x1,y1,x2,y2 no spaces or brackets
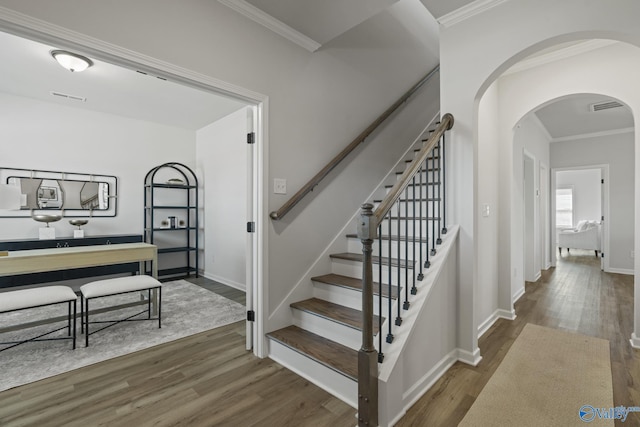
0,280,245,392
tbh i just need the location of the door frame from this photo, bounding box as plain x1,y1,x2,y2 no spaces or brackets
0,11,270,357
550,164,609,272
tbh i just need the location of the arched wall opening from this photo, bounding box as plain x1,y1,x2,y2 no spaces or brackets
474,38,639,350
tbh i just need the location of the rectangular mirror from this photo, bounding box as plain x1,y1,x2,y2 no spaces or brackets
0,167,117,217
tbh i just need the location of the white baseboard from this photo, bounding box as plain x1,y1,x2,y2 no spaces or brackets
457,347,482,366
605,267,634,275
201,272,246,291
631,333,640,349
513,287,526,303
478,309,517,338
394,349,458,426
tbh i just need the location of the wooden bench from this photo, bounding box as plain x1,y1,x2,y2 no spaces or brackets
80,275,162,347
0,285,77,352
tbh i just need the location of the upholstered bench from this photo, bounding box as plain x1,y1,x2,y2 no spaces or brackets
80,275,162,347
0,285,77,352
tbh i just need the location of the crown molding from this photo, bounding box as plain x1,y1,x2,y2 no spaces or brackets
438,0,509,28
503,40,617,75
218,0,321,53
551,127,634,143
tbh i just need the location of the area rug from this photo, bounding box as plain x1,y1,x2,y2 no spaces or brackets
459,323,614,427
0,280,245,392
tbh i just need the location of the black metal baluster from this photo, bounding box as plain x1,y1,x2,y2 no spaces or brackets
386,212,394,343
424,155,431,269
436,137,442,245
417,161,424,281
411,175,418,295
442,131,447,235
378,224,384,363
404,186,410,308
395,199,402,325
430,148,437,257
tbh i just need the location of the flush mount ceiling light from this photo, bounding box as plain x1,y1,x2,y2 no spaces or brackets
50,50,93,72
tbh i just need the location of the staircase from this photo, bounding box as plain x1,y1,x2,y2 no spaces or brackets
266,119,448,410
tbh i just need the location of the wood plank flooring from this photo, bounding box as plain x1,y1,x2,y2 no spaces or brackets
396,250,639,427
0,253,637,426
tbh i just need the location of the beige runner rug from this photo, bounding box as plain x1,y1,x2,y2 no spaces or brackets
459,323,614,426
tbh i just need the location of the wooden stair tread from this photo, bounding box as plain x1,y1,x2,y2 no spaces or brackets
346,233,428,243
291,298,383,334
267,325,358,381
385,182,441,188
329,252,414,269
311,273,399,299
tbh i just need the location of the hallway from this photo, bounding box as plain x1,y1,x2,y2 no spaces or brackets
0,256,636,426
397,250,638,426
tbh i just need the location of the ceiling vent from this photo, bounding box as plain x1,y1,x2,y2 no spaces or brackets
50,91,87,102
589,100,623,112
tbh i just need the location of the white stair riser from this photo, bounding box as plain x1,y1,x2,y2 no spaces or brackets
386,201,441,217
394,169,440,183
268,339,357,409
312,281,393,316
379,220,442,237
385,185,441,200
347,237,427,261
291,308,361,350
330,258,416,288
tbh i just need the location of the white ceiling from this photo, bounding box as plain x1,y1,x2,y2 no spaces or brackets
244,0,399,45
2,3,633,141
534,94,633,140
418,0,478,19
0,30,248,131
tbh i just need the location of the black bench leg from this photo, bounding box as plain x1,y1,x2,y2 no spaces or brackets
159,287,162,329
85,298,90,348
73,300,77,350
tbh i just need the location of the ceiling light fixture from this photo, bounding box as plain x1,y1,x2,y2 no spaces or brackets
50,50,93,72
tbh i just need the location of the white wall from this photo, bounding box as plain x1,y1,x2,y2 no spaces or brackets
552,133,634,271
440,0,640,352
555,168,601,228
196,108,248,290
510,115,550,298
0,0,441,339
0,92,195,240
476,80,499,330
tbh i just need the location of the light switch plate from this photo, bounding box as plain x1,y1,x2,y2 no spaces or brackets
274,178,287,195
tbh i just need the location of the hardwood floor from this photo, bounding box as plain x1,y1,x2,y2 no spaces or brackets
0,276,357,427
396,250,639,427
0,255,636,426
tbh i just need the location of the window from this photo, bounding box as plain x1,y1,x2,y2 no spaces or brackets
556,187,574,228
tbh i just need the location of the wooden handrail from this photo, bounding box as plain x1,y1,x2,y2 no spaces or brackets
373,113,454,226
269,65,440,220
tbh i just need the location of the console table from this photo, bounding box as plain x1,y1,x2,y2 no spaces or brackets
0,243,158,279
0,235,143,288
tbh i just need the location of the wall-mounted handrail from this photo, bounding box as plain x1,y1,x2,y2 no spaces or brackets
269,65,440,221
373,113,453,226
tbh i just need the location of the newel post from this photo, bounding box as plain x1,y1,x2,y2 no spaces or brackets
357,203,378,426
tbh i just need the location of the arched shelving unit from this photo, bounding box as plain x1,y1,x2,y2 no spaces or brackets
144,162,198,278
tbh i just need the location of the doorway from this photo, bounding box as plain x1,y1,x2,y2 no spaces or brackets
552,166,607,271
0,24,267,356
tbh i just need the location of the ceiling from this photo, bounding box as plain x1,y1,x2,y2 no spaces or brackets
244,0,399,45
1,2,633,140
0,30,248,131
534,94,633,140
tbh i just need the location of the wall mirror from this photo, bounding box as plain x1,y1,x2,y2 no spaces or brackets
0,167,117,217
